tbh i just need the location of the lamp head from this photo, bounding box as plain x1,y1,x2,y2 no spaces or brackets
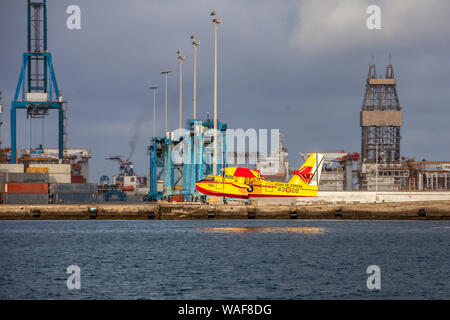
191,34,200,46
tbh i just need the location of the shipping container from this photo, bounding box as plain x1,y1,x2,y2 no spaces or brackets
29,164,70,174
123,193,141,203
6,173,25,183
26,167,49,173
2,193,48,204
0,173,7,184
3,182,49,194
50,183,98,194
71,175,87,183
0,164,24,173
169,194,184,202
24,173,49,183
5,172,49,183
54,193,97,204
48,173,71,183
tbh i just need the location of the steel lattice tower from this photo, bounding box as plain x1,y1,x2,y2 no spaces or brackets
360,57,402,163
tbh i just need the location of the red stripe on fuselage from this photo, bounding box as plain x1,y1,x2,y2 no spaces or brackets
195,185,249,199
195,184,315,199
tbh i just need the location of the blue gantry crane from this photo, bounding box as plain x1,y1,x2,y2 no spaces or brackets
11,0,66,163
146,137,165,201
145,119,227,202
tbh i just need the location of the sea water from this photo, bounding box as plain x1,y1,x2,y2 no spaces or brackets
0,219,448,299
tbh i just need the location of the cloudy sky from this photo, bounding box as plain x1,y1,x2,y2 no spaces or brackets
1,0,450,181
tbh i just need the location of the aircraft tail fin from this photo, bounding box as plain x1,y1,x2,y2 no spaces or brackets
289,153,325,186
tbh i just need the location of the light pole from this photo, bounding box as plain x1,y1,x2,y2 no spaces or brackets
0,91,3,149
177,49,185,129
375,142,378,193
191,34,200,120
149,86,159,138
160,70,172,134
211,10,222,176
0,91,2,148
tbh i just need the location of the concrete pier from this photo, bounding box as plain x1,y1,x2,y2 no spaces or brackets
0,200,449,220
255,191,450,205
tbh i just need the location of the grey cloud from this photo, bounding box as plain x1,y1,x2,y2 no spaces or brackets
1,0,449,180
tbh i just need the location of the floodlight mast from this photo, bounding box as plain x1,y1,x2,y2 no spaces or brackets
177,49,185,129
149,86,159,138
211,10,222,176
160,70,172,134
191,35,200,120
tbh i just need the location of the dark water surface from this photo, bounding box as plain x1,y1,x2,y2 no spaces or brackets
0,220,449,299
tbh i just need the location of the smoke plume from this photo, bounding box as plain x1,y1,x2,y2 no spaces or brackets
128,113,151,160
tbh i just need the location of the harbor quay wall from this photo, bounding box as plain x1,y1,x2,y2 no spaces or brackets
254,191,450,205
0,200,449,220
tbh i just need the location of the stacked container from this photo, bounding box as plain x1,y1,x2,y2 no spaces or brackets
0,164,96,204
0,164,25,173
1,166,50,204
5,172,49,183
29,164,71,183
2,182,49,204
71,175,87,183
50,183,98,204
26,167,49,173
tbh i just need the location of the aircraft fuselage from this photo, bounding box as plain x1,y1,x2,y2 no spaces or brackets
195,176,318,199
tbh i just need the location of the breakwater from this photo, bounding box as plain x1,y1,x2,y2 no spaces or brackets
0,201,449,220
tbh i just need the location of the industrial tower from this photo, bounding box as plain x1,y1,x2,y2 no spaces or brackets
11,0,66,163
360,57,402,163
359,57,408,191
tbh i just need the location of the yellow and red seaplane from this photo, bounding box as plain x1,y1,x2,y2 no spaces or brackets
195,153,325,199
